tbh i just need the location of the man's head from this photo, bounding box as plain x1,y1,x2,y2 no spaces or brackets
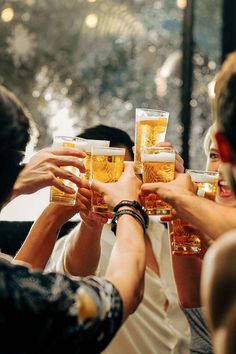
78,124,134,161
0,85,33,207
214,52,236,194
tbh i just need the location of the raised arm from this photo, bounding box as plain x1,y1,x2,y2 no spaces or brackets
63,209,108,276
14,186,91,269
91,162,147,320
141,172,236,240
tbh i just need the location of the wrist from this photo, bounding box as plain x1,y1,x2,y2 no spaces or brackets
81,219,103,232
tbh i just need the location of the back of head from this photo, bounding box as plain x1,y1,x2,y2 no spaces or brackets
78,124,134,160
0,85,32,206
215,52,236,153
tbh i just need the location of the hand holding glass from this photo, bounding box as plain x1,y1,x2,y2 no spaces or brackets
170,170,219,255
90,146,125,213
134,108,169,174
50,136,88,206
140,146,175,215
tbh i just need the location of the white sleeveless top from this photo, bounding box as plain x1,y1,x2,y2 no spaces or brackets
46,217,191,354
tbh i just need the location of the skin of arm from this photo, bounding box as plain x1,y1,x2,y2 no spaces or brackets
63,212,107,276
171,253,203,307
14,187,91,269
141,172,236,241
91,162,146,321
14,203,82,269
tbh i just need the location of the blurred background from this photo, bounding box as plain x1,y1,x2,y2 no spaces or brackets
1,0,235,169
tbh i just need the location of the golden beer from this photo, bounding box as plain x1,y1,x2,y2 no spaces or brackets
134,109,169,174
81,139,110,181
169,219,202,255
140,147,175,215
50,136,87,206
91,146,125,213
186,170,219,201
170,170,219,255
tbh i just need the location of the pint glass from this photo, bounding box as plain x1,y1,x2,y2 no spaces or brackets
50,136,87,206
186,169,219,200
170,170,219,255
134,108,169,174
91,146,125,213
140,146,175,215
82,139,110,181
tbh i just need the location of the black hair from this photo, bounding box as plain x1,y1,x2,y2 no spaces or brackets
78,124,134,159
0,85,32,206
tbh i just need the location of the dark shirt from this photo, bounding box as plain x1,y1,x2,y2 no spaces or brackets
0,254,123,354
182,307,213,354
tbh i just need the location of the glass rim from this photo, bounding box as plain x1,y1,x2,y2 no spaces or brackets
186,169,219,176
140,146,175,152
135,108,169,118
91,145,126,155
53,135,86,141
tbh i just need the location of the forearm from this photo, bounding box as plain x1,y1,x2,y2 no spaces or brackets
175,195,236,240
64,221,103,276
172,254,202,307
14,205,68,269
105,214,146,321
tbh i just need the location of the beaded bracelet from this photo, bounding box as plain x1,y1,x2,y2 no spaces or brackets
111,208,147,235
113,200,149,229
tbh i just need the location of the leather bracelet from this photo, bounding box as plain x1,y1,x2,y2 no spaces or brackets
113,200,149,228
111,208,147,235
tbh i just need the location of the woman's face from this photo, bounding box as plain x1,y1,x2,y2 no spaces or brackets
206,142,236,207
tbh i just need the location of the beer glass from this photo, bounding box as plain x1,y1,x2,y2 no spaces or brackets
140,146,175,215
81,139,110,181
50,136,87,206
134,108,169,174
170,170,219,255
91,146,125,213
186,169,219,200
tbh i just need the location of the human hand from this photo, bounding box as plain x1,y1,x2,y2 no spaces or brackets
140,172,195,215
91,162,141,210
12,147,87,199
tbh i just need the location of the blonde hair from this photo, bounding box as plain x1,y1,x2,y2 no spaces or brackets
203,123,216,156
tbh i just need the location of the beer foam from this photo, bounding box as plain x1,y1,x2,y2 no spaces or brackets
188,172,218,183
138,116,168,121
76,141,90,150
83,139,110,152
93,147,125,156
142,151,175,162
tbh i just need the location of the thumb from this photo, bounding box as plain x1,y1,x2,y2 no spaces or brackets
123,160,135,173
90,178,105,194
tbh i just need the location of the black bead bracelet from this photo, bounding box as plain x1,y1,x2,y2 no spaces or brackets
111,208,147,235
113,200,149,229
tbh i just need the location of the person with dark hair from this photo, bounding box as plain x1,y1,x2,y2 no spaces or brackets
0,84,147,353
78,124,134,161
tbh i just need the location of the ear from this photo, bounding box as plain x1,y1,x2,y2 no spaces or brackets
215,131,233,163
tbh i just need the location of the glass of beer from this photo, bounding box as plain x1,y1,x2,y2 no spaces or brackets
186,169,219,200
134,108,169,174
170,170,219,255
90,146,125,213
140,146,175,215
50,136,88,206
81,139,110,181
